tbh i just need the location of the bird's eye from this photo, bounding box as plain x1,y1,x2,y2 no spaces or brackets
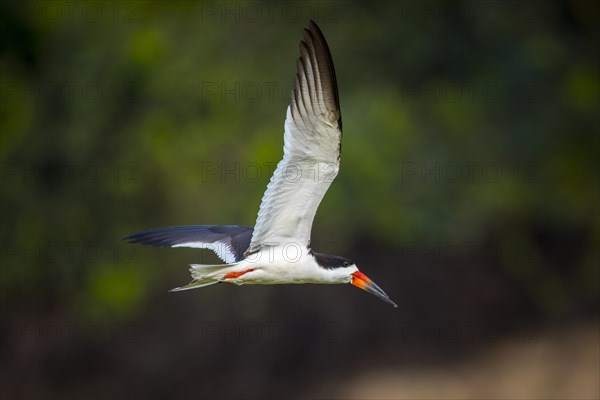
343,261,349,267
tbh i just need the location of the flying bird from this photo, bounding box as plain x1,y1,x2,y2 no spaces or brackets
125,21,397,307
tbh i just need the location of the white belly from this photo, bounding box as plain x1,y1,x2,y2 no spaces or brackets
225,245,347,285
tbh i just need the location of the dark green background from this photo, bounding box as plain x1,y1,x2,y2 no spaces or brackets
1,1,598,398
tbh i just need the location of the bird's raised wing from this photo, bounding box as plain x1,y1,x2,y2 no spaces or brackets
247,21,342,254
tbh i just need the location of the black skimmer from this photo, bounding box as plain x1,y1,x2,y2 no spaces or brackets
125,21,397,308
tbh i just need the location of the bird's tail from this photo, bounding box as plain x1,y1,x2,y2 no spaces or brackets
169,263,234,292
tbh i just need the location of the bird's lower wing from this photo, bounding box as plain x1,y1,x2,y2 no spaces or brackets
124,225,253,263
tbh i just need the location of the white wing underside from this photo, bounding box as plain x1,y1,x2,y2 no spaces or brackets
172,242,237,264
248,22,342,254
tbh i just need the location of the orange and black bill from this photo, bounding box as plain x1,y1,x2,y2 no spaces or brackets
351,271,398,308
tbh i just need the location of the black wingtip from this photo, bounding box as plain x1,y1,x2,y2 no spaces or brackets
123,231,171,248
306,20,329,42
297,18,342,134
305,20,323,41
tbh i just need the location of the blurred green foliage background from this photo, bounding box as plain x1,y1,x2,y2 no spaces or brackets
1,1,598,399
